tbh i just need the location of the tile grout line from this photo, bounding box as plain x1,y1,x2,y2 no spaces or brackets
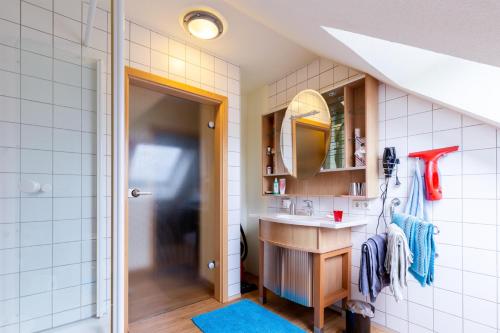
17,0,22,330
51,0,55,328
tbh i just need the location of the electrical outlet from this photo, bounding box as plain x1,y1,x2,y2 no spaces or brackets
352,199,369,210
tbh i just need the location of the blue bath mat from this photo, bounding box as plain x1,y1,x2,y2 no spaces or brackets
192,299,305,333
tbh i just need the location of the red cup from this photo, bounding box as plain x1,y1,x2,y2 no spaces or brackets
333,210,343,222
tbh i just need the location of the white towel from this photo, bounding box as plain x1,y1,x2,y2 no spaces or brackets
385,223,413,302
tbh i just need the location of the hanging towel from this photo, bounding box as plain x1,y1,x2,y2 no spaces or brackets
404,160,428,221
385,223,413,301
392,213,435,286
359,233,390,302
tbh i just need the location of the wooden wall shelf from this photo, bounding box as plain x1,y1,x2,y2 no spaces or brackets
261,75,379,198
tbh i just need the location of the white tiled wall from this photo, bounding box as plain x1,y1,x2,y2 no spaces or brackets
0,0,112,331
124,20,242,298
265,58,500,333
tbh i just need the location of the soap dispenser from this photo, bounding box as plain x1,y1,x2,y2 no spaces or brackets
273,177,279,194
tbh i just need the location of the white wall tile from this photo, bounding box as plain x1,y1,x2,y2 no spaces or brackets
0,96,20,123
408,111,432,135
434,288,462,317
53,242,81,266
0,147,19,173
462,174,496,199
463,124,496,150
21,100,52,127
0,273,19,301
54,152,81,175
21,2,52,34
20,245,51,271
0,173,19,198
20,268,51,296
130,23,150,47
0,18,20,48
21,26,52,57
0,44,20,73
214,57,227,76
333,65,348,83
463,148,496,174
168,40,185,61
0,223,19,250
386,86,407,100
54,60,81,86
20,291,51,321
463,247,496,275
54,14,81,43
20,221,52,246
19,197,51,222
434,310,462,333
0,248,19,275
434,266,462,293
54,83,81,109
54,37,81,65
54,0,81,21
54,198,81,220
130,42,150,66
21,75,52,104
53,129,81,153
0,199,19,223
53,286,81,313
408,95,432,115
21,124,52,150
408,302,433,330
463,295,497,328
0,0,20,23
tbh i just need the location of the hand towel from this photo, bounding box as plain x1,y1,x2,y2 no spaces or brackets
404,160,428,221
385,223,413,301
392,212,435,286
359,233,390,302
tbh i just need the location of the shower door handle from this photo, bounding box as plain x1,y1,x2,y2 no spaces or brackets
129,188,153,198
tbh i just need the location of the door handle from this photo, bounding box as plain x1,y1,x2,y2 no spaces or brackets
129,188,153,198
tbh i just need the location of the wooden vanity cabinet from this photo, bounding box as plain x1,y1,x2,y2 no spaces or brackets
258,219,352,333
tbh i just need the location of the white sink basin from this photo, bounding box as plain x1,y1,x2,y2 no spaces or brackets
275,214,318,220
256,213,369,229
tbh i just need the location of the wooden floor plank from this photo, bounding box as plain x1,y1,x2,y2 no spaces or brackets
129,290,389,333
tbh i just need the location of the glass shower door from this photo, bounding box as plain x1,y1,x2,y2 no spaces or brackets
127,84,216,324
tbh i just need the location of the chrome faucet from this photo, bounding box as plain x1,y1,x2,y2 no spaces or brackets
304,200,314,216
289,201,296,215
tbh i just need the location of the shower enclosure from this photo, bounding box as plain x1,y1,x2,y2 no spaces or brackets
0,1,111,332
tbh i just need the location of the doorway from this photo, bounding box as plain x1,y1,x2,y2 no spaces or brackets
124,67,228,328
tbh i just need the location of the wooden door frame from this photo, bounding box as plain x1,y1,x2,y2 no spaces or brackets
124,66,228,329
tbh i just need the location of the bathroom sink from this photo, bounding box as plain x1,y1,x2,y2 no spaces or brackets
275,214,320,220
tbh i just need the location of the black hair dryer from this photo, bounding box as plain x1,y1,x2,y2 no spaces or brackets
382,147,400,182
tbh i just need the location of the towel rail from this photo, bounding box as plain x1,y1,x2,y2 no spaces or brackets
389,198,400,219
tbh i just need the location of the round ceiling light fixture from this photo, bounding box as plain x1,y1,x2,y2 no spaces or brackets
183,10,224,40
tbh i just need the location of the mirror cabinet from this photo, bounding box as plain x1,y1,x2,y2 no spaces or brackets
261,75,379,198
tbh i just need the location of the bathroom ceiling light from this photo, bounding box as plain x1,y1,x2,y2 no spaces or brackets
183,10,223,40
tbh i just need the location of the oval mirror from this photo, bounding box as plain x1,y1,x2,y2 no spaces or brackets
280,89,331,179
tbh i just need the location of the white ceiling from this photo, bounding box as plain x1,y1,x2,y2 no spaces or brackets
122,0,316,93
224,0,500,70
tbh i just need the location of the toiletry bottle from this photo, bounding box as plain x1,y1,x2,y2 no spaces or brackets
279,178,286,195
273,178,279,194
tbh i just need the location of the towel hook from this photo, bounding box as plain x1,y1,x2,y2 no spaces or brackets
390,198,401,219
433,225,440,235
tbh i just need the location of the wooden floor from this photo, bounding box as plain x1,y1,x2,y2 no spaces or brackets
129,270,213,323
129,289,388,333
